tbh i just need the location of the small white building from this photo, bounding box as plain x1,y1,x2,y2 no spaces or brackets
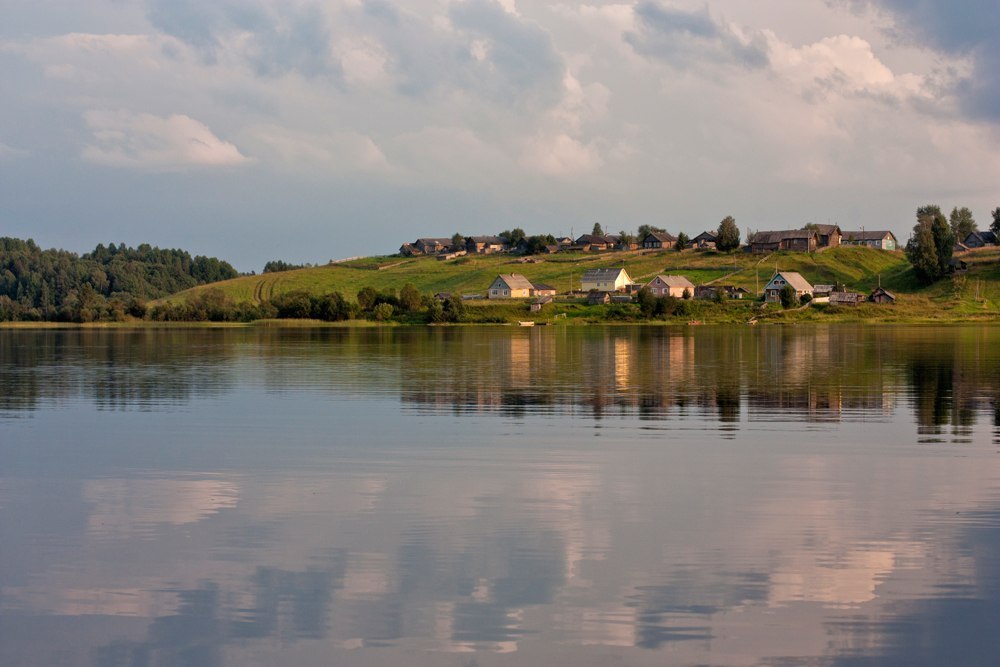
644,274,695,298
764,271,813,303
488,273,534,299
581,268,632,292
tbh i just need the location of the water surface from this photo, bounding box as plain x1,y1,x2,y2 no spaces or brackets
1,325,999,665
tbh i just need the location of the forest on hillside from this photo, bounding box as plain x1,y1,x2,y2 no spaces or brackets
0,237,238,321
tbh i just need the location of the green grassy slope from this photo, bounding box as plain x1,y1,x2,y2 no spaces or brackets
162,246,1000,317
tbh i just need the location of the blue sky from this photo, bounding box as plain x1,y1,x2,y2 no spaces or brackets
1,0,998,271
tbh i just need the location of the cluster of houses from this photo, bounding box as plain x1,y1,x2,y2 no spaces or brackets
400,225,904,258
956,230,999,252
488,268,896,307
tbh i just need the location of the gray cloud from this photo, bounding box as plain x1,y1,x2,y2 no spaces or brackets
145,0,340,80
843,0,1000,121
625,2,769,70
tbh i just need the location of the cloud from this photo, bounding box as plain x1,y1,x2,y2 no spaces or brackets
145,0,341,80
625,2,769,70
0,141,28,159
81,110,251,169
842,0,1000,121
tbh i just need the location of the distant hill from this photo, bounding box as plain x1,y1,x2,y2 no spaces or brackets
166,245,915,305
0,237,238,321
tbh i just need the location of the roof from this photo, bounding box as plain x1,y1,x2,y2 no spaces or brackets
812,224,842,235
496,273,534,290
965,231,998,244
841,230,896,241
870,286,896,299
649,274,695,288
582,267,629,281
468,235,505,244
692,230,717,241
643,231,677,243
751,230,817,244
575,234,616,245
770,271,813,292
532,282,556,291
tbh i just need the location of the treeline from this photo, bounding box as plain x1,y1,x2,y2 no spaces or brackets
149,283,469,324
0,238,238,322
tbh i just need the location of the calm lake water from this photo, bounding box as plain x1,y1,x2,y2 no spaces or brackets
2,325,999,666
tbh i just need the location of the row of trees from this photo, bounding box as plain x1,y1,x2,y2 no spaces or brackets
904,205,1000,284
0,238,239,322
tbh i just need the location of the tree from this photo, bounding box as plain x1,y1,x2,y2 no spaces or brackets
716,216,741,252
779,284,796,309
675,232,690,251
523,234,557,255
637,224,665,241
991,207,1000,237
499,228,526,247
451,233,465,252
357,286,378,311
906,205,954,284
372,302,395,321
681,287,691,300
399,283,422,312
592,222,604,236
949,207,977,242
618,230,635,248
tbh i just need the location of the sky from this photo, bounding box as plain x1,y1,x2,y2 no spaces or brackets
1,0,998,271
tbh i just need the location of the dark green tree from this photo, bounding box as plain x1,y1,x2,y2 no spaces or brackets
451,233,465,251
499,228,526,247
399,283,422,312
779,284,796,309
949,207,977,241
592,222,604,236
991,207,1000,237
716,216,741,252
357,286,378,311
675,232,690,251
906,205,953,283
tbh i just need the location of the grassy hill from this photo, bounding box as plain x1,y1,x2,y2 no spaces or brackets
161,245,1000,319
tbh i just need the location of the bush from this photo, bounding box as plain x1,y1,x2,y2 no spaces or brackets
372,302,395,321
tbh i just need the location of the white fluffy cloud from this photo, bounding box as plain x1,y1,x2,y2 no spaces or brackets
81,110,250,169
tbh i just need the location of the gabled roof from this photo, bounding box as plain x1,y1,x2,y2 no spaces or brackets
468,235,505,244
841,230,896,241
532,282,556,292
582,267,629,281
692,230,717,241
812,224,842,235
768,271,813,292
575,234,614,245
648,274,694,288
751,230,817,244
870,286,896,299
496,273,534,290
965,231,998,244
642,231,677,243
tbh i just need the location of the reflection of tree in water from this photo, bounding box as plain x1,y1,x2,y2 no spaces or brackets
0,329,237,413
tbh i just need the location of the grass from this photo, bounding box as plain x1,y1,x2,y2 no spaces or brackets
148,245,1000,324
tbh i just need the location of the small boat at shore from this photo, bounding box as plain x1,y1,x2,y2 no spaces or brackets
518,321,535,327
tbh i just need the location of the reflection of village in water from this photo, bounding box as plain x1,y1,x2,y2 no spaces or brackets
2,326,1000,664
398,326,1000,437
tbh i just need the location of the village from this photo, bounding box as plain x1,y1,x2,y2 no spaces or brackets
397,224,917,311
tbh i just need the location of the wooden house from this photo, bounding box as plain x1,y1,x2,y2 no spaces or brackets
764,271,813,302
530,296,553,312
645,274,695,298
531,283,557,297
813,224,842,248
465,236,507,254
829,291,864,306
964,231,998,248
587,291,611,305
841,230,898,251
574,234,614,250
749,230,818,253
641,231,677,249
488,273,534,299
691,231,717,249
414,238,452,254
869,287,896,304
581,268,632,292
